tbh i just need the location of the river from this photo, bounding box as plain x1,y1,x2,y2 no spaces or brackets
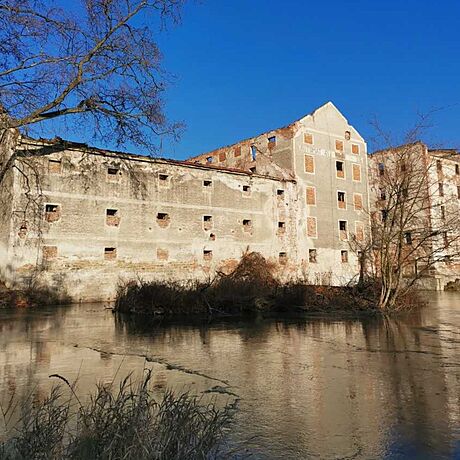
0,292,459,459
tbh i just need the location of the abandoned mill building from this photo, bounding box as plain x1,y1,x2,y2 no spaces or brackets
0,102,370,301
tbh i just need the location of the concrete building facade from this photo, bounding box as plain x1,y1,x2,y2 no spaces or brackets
0,102,371,301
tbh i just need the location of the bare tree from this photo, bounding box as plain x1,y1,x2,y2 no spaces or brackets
365,118,460,311
0,0,186,186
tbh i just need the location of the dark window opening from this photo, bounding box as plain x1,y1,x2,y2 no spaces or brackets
206,156,213,163
44,204,60,222
249,167,256,173
456,164,459,175
108,167,119,176
251,145,257,161
381,210,388,222
268,136,276,144
203,180,212,187
203,215,213,230
209,233,216,241
279,252,287,264
439,183,444,196
378,163,385,176
104,247,117,260
157,213,169,220
203,215,212,222
243,219,252,231
457,186,460,199
341,250,348,263
277,189,284,197
436,160,442,172
380,188,387,201
339,220,347,231
159,174,169,181
243,185,251,193
203,249,213,261
441,205,446,220
443,231,449,248
106,209,118,216
338,191,345,202
404,232,412,245
45,204,58,213
309,249,317,263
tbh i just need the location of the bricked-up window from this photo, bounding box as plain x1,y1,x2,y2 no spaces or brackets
336,161,344,179
44,204,60,222
306,186,316,205
353,193,363,210
104,247,117,260
48,159,62,174
243,185,251,194
404,232,412,245
234,146,241,157
206,156,213,163
203,249,213,261
203,180,212,187
441,205,446,220
309,249,317,263
277,221,286,235
106,209,120,227
42,245,57,260
268,136,276,144
203,215,213,230
351,144,359,155
219,151,226,162
355,222,364,241
304,133,313,145
337,191,346,209
335,140,344,152
339,220,348,240
341,250,348,263
352,164,361,182
436,160,442,172
156,213,170,228
279,252,287,265
378,163,385,176
456,164,459,175
439,183,444,196
157,248,169,261
307,216,317,238
251,145,257,161
305,155,315,174
243,219,252,232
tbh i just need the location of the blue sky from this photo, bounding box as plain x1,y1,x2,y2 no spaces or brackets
155,0,460,159
40,0,460,158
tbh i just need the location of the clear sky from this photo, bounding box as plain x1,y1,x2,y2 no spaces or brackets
38,0,460,158
154,0,460,159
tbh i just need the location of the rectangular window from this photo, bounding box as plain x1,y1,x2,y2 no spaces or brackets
304,133,313,145
279,252,287,265
336,161,344,179
203,180,212,187
439,183,444,196
277,189,284,197
156,212,170,228
159,173,169,181
456,164,459,175
44,204,60,223
251,145,257,161
307,216,317,238
243,185,251,194
381,209,388,222
355,222,364,241
277,221,286,235
42,245,58,260
157,248,169,261
243,219,252,232
352,164,361,182
234,146,241,157
341,250,348,263
104,247,117,260
380,188,386,201
443,231,449,248
268,136,276,144
107,167,120,181
106,209,120,227
203,215,213,230
353,193,363,210
457,186,460,199
305,155,315,174
436,160,442,172
335,140,344,152
404,232,412,245
203,249,213,261
306,186,316,205
441,205,446,220
337,191,346,209
378,163,385,176
308,249,317,263
352,144,359,155
48,159,62,174
339,220,348,240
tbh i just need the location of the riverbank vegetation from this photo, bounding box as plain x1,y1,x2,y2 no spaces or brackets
115,252,421,318
0,371,234,460
0,281,71,309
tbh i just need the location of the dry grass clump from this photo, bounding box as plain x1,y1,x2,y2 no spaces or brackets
0,371,234,460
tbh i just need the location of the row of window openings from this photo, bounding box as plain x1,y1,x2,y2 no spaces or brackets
379,183,460,202
305,158,361,181
436,160,460,175
307,249,351,264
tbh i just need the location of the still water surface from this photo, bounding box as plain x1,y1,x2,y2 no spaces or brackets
0,293,459,459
